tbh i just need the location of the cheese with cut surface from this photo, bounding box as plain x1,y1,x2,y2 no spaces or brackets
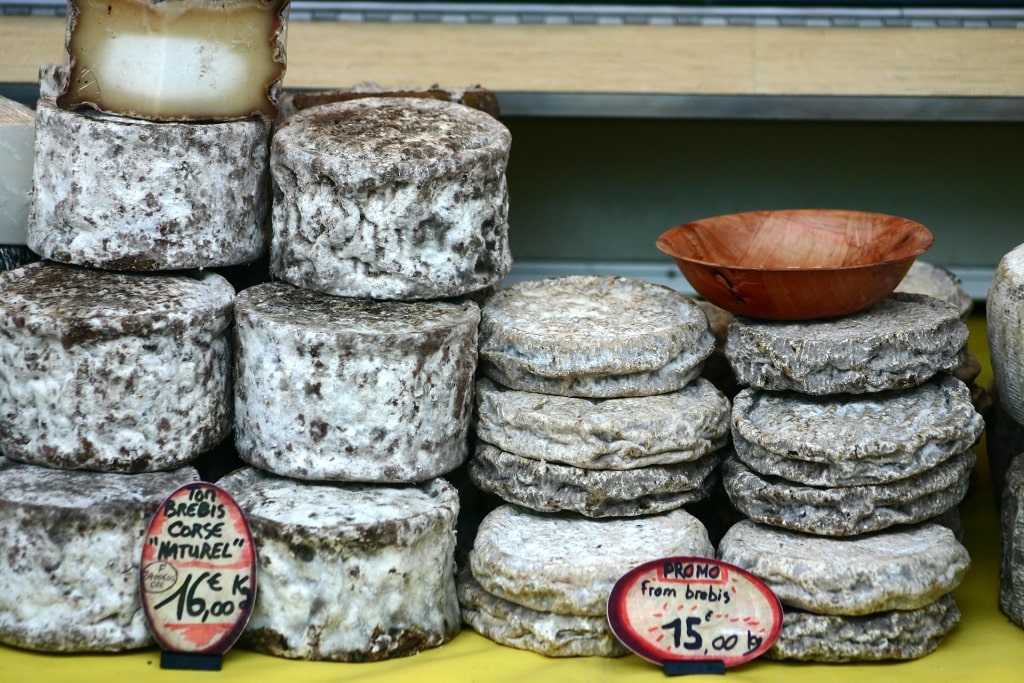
59,0,289,121
0,96,33,245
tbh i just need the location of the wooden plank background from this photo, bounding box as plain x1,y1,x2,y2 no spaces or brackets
1,16,1022,97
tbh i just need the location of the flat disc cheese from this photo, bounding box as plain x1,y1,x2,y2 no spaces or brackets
218,468,461,662
718,521,970,615
725,293,967,395
0,262,234,472
29,95,270,270
479,276,714,397
475,376,730,469
270,96,512,300
731,375,984,486
0,462,199,652
468,504,714,617
234,281,479,482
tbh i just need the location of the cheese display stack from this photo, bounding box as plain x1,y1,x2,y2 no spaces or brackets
222,94,513,661
0,0,291,652
458,275,727,655
718,291,983,662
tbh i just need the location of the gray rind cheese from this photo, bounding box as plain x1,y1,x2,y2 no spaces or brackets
1000,455,1024,628
767,595,960,662
0,262,234,472
468,504,713,617
718,521,970,615
469,442,721,518
731,375,984,486
474,377,730,469
233,282,479,482
218,468,461,662
479,276,714,396
0,463,199,652
721,449,974,536
988,243,1024,425
270,97,512,300
726,293,967,395
896,260,973,321
28,96,270,270
457,568,629,658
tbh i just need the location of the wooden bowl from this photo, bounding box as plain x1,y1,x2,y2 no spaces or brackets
656,209,934,320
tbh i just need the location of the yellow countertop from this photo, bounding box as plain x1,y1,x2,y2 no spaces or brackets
1,316,1021,682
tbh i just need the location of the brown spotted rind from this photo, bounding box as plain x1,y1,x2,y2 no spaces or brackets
767,595,960,662
1000,455,1024,628
218,468,461,662
474,376,730,469
0,463,199,651
468,504,714,617
0,262,234,472
479,276,714,395
718,521,970,615
725,293,967,395
731,375,984,486
457,568,629,658
234,281,479,482
28,97,270,270
721,449,974,536
468,442,721,518
270,97,511,300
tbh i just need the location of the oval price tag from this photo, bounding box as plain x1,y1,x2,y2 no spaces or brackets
140,482,257,656
607,556,782,668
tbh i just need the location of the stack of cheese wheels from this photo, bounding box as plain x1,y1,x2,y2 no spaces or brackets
0,0,292,652
459,274,726,656
718,291,983,662
224,94,513,661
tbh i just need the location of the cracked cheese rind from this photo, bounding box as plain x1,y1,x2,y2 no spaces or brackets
269,97,512,300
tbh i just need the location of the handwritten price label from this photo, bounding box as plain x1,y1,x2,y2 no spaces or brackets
140,483,257,655
607,557,781,668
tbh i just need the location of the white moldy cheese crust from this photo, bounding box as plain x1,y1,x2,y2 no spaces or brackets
475,376,730,469
234,282,479,482
469,504,713,617
0,262,234,472
218,468,461,662
718,521,970,615
28,96,270,270
270,97,512,300
479,276,714,393
0,463,199,652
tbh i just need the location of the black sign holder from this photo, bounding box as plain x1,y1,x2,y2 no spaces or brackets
161,651,224,671
663,659,726,676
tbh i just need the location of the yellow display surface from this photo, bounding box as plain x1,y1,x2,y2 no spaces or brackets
2,316,1022,682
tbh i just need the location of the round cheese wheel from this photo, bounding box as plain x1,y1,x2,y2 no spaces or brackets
270,97,512,300
234,281,479,482
0,262,234,472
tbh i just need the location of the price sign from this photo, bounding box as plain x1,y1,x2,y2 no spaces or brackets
140,482,256,667
607,556,781,669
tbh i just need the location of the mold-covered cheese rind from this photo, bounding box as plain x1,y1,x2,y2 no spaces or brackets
218,468,461,662
28,96,270,270
269,97,512,300
234,282,478,482
0,463,199,652
0,262,234,472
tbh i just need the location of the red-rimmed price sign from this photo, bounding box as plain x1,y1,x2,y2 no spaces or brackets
607,557,782,670
140,482,257,668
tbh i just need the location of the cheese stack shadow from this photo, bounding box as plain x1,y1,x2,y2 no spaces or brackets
217,94,514,662
716,287,984,662
459,275,729,656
